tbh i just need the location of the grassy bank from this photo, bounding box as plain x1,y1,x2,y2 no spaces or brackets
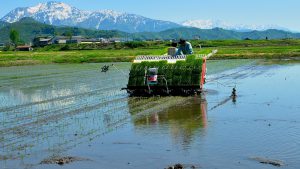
0,49,165,67
209,45,300,59
1,39,300,67
195,39,300,59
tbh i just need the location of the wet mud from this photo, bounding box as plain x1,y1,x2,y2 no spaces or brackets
40,156,89,165
0,60,300,169
250,157,284,167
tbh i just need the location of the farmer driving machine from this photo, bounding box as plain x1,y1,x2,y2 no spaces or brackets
125,54,207,96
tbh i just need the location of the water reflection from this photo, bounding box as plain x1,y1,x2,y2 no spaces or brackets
2,60,300,169
129,97,207,147
0,63,132,166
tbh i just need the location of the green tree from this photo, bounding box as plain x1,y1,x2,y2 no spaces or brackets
10,29,19,48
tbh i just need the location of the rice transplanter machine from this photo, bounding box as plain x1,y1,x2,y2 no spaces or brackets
125,54,207,96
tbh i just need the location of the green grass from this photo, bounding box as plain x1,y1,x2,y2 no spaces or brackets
191,39,300,59
1,39,300,67
0,48,165,66
210,45,300,59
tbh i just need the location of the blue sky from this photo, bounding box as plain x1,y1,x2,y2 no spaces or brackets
1,0,299,31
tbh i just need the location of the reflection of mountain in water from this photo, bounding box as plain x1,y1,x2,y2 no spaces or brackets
129,97,207,147
0,64,132,162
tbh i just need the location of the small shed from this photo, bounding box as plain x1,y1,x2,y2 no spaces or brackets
16,46,33,51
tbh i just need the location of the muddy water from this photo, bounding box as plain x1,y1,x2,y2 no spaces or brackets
0,60,300,169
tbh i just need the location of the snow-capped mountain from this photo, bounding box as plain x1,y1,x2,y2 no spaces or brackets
182,19,290,32
0,21,8,29
1,1,181,33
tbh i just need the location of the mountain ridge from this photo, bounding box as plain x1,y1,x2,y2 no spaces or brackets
2,1,296,33
1,18,299,43
0,17,125,43
1,1,182,33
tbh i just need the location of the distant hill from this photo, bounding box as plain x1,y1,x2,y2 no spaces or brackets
0,18,124,43
143,27,241,40
182,19,291,32
239,29,300,40
0,18,300,43
133,27,300,40
1,1,181,33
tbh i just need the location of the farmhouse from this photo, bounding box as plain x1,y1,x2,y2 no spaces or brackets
51,36,67,44
108,38,127,43
52,36,84,44
33,36,53,47
32,35,113,46
80,38,106,44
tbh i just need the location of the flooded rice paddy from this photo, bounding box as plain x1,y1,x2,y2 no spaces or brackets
0,60,300,169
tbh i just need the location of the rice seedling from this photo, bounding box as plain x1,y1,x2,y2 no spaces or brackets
128,55,203,87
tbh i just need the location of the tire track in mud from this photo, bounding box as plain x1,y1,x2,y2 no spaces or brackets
0,64,116,82
1,98,128,151
32,96,190,155
1,87,124,119
1,95,153,145
2,63,129,77
0,65,130,90
2,96,129,149
0,94,190,160
0,85,124,112
0,63,190,160
0,91,127,133
1,90,128,151
0,71,128,108
0,70,127,91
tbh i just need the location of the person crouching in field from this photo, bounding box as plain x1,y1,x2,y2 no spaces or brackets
176,39,193,55
168,42,178,56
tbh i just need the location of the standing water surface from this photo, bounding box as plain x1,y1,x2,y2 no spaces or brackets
0,60,300,169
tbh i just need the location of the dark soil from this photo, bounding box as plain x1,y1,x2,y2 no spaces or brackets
250,157,284,167
40,156,89,165
166,163,198,169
